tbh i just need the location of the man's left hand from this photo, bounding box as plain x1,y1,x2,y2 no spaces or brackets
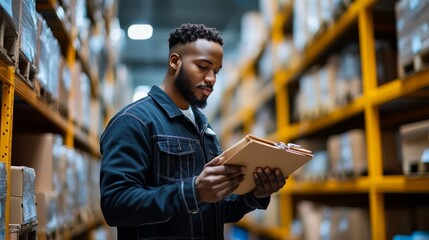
253,167,287,198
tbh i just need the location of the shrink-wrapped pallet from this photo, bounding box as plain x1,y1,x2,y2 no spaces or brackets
36,14,61,100
10,166,37,224
21,0,37,63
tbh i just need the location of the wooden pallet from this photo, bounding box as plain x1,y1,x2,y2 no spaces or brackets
399,48,429,78
0,14,19,66
35,80,59,109
9,222,38,240
404,161,429,177
57,102,69,119
16,51,37,88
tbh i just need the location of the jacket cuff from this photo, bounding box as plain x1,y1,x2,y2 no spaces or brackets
179,177,199,214
243,192,270,210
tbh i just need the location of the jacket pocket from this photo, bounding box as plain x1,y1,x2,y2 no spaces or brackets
155,137,198,184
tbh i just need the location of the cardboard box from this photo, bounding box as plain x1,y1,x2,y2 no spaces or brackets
399,119,429,174
298,201,323,240
12,133,64,192
328,129,367,177
36,191,59,232
9,196,37,225
329,207,370,240
10,166,35,197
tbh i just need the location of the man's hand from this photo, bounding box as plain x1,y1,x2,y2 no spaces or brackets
253,167,287,198
195,157,246,203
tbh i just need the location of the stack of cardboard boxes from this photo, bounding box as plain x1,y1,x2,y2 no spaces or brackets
11,133,102,237
396,0,429,76
9,167,37,227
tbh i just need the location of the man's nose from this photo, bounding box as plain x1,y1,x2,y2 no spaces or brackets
205,70,216,83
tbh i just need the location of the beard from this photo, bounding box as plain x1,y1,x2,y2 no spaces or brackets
174,66,208,109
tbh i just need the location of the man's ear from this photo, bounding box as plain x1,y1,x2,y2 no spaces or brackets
169,53,180,71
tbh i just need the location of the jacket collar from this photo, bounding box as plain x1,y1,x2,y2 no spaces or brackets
147,86,209,130
148,86,183,119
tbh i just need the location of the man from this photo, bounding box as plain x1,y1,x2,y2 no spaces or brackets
99,23,287,239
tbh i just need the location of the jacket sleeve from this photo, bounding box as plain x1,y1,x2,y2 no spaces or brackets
99,114,199,227
221,192,271,223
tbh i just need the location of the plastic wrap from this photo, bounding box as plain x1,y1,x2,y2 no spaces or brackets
0,0,20,28
22,167,37,224
396,0,429,37
36,192,60,232
75,151,89,210
11,166,37,224
21,0,37,62
62,147,77,224
0,0,12,16
75,0,88,31
37,15,61,99
37,16,49,90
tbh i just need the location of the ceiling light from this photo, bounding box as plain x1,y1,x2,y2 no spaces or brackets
127,24,153,40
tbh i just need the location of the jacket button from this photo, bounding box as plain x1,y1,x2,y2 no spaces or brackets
177,146,182,152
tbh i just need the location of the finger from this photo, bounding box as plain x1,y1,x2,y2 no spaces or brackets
205,156,223,166
253,171,262,186
214,175,245,193
210,164,245,175
253,172,264,194
224,165,246,174
204,171,244,186
206,156,233,167
265,168,278,190
275,169,287,188
254,168,269,192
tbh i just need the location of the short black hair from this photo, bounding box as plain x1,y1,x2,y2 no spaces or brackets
168,23,224,50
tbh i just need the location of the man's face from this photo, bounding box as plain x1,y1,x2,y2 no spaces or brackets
174,39,223,109
174,65,207,108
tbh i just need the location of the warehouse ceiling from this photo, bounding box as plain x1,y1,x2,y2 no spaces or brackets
117,0,259,88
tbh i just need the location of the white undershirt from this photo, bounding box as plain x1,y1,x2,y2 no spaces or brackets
181,107,197,128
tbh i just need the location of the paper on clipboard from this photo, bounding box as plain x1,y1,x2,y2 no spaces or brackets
219,134,313,195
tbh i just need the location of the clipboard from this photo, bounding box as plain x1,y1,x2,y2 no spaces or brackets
219,134,313,195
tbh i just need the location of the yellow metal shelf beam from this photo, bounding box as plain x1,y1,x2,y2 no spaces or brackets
14,75,69,132
375,176,429,193
277,96,365,141
0,63,15,240
370,68,429,106
284,176,429,194
285,177,371,194
276,64,429,143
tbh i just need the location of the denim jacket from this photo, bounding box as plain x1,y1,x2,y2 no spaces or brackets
100,86,270,240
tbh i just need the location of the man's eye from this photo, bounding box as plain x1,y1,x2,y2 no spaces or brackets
198,65,208,70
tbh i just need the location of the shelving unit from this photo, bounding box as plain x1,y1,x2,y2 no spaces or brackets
0,0,119,239
219,0,429,239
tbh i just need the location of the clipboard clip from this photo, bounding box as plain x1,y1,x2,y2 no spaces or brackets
274,142,301,150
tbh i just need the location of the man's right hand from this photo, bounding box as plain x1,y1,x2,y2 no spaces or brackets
195,157,246,203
